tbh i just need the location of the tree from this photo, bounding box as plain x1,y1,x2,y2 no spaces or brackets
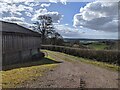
32,15,64,45
50,31,64,45
33,15,55,44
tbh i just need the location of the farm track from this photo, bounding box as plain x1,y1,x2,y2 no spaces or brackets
18,50,118,88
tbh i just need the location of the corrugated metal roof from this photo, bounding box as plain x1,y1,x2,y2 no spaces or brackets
0,21,41,36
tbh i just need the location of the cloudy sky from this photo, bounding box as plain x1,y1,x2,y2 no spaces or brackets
0,0,119,39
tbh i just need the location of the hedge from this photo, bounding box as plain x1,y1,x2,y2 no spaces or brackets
41,45,119,64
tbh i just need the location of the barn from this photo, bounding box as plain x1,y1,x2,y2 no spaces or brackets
1,21,41,66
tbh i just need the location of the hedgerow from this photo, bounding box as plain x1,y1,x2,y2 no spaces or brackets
41,45,119,64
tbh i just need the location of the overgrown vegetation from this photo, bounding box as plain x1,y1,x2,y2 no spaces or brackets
1,56,59,88
41,45,119,65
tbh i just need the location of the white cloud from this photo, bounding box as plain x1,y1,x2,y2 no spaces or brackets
29,3,39,7
3,16,25,23
41,3,51,7
24,2,39,7
17,5,33,12
0,0,35,3
73,1,118,32
54,24,81,37
49,0,57,3
0,1,34,28
0,0,68,4
25,12,32,17
2,16,34,29
31,8,62,23
0,2,33,17
60,0,67,5
65,24,69,25
49,0,67,4
31,8,48,21
35,8,48,14
54,24,118,39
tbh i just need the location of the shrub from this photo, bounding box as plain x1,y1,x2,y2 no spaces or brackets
32,52,45,60
41,45,119,64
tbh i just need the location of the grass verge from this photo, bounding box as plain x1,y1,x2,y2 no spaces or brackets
1,55,58,88
69,55,119,71
44,50,119,71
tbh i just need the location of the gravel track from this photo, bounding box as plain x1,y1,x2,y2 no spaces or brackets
18,50,118,88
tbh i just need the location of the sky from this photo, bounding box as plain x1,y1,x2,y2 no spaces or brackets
0,0,119,39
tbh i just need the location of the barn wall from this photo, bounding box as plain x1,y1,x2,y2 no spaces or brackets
2,33,41,66
2,49,39,65
0,22,2,72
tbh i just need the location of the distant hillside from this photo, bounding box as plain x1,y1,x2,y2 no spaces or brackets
63,38,118,42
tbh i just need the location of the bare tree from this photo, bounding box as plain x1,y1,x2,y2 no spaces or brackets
33,15,55,44
32,15,64,45
50,31,64,45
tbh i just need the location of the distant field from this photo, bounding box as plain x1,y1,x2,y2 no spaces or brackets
83,42,108,50
64,41,118,50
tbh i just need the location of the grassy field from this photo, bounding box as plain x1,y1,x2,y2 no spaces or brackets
83,42,108,50
1,55,59,88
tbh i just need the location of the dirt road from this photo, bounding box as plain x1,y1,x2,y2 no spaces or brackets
18,50,118,88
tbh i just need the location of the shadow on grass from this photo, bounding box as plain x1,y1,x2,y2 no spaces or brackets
2,57,62,71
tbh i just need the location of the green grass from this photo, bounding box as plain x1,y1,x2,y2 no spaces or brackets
1,55,58,88
84,43,108,50
69,55,119,71
45,50,119,71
